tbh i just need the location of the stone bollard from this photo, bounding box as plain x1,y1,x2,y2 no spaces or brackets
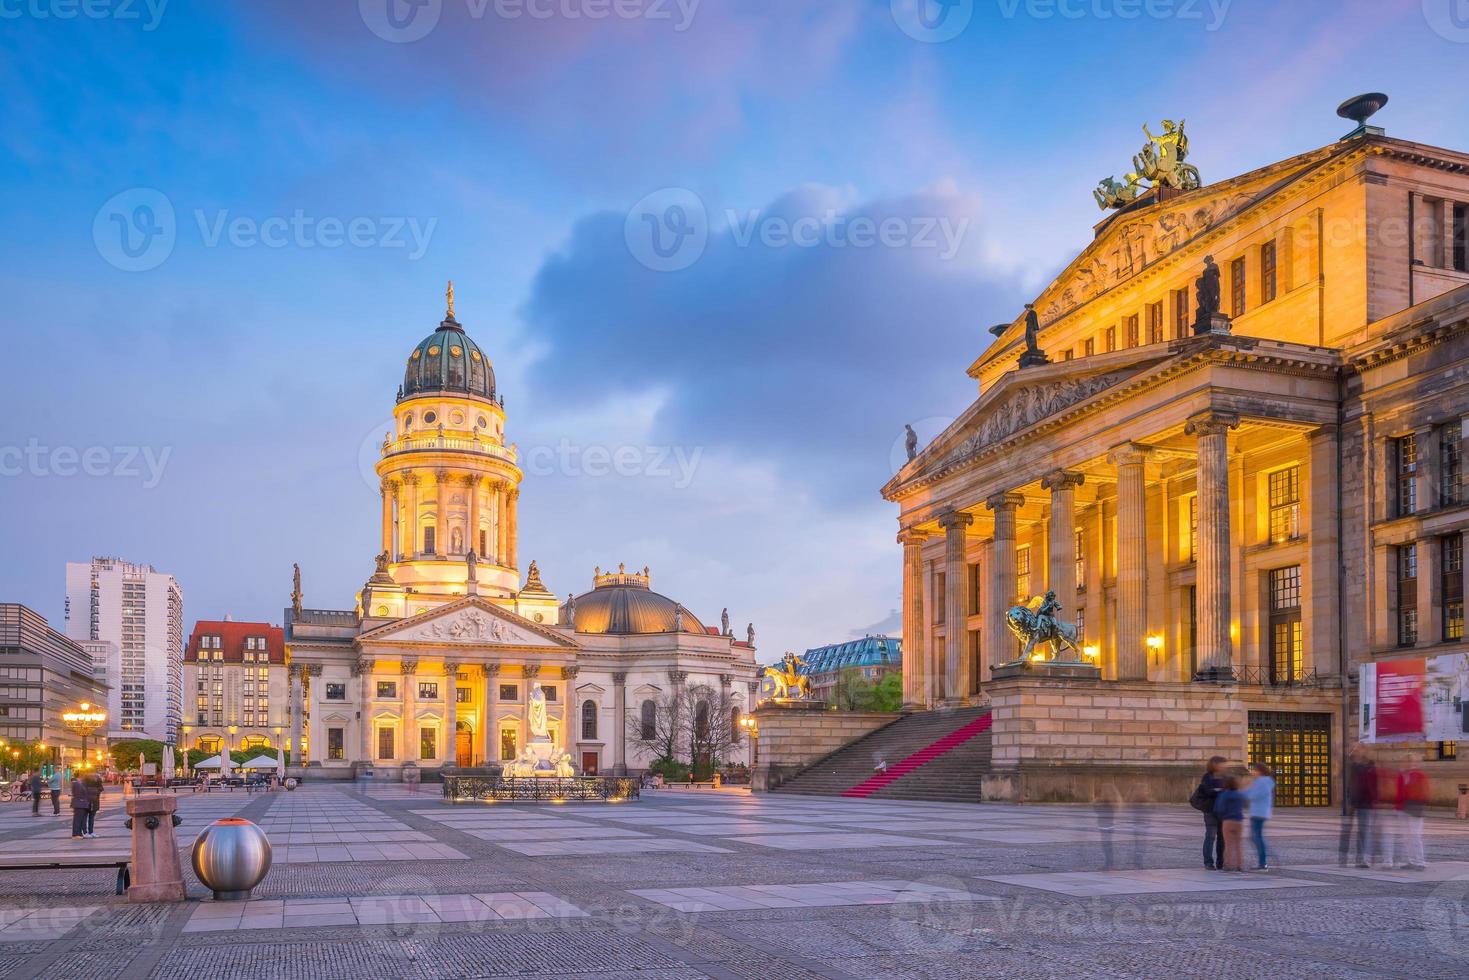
124,794,185,903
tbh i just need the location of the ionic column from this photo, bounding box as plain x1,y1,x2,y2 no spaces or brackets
354,658,373,764
1108,444,1152,680
288,663,304,767
612,671,628,775
985,493,1024,667
938,511,974,700
483,664,501,764
401,659,418,762
442,662,458,767
401,473,419,557
433,470,449,557
1184,414,1238,679
495,483,509,567
1042,470,1085,610
1307,428,1341,677
898,528,930,708
506,489,519,570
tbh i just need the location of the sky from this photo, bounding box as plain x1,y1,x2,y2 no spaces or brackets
2,0,1467,659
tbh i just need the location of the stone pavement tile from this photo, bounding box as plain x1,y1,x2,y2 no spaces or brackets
497,838,730,856
980,867,1328,897
725,832,950,850
281,912,359,929
1295,860,1469,882
463,825,650,841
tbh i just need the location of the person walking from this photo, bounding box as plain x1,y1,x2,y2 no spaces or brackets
28,771,43,816
1190,756,1227,870
1214,775,1247,872
82,770,103,837
1373,756,1400,868
1396,762,1429,870
1244,762,1276,870
1340,745,1376,867
47,769,61,816
69,774,89,839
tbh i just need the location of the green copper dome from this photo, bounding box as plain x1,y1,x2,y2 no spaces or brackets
401,315,496,402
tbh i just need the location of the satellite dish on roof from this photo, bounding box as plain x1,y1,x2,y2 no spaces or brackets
1336,93,1388,139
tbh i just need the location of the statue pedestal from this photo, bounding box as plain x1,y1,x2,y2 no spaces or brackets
1192,313,1232,335
1018,350,1051,368
991,660,1101,681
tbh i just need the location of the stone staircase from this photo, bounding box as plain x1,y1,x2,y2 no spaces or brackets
770,707,993,803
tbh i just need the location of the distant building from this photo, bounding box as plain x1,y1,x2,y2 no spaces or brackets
180,620,289,759
64,557,184,741
798,636,902,702
0,604,110,763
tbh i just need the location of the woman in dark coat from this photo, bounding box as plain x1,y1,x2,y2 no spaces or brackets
82,771,104,837
69,776,89,839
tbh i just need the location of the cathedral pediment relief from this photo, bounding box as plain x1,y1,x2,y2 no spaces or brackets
359,596,577,650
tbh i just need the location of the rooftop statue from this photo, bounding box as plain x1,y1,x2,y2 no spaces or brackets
1095,119,1202,210
904,424,918,461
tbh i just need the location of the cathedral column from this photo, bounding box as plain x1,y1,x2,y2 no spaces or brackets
355,658,374,765
1108,444,1151,680
899,528,930,709
401,472,419,557
380,479,397,559
506,489,519,570
483,664,500,764
1042,471,1085,613
288,663,304,767
938,511,973,701
985,493,1024,667
442,663,458,767
1185,413,1238,680
433,470,449,557
495,483,509,567
401,659,418,763
612,671,628,775
469,478,483,557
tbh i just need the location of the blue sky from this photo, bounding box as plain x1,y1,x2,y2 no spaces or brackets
2,0,1466,656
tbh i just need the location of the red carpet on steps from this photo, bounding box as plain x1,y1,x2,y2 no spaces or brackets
839,712,993,798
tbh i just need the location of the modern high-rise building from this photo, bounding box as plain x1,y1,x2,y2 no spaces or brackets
64,557,184,741
0,605,110,762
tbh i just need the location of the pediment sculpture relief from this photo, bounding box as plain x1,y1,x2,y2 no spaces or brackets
945,371,1128,466
401,608,551,646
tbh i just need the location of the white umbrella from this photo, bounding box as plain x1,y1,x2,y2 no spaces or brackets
238,754,281,770
275,744,286,778
162,744,175,779
193,754,225,769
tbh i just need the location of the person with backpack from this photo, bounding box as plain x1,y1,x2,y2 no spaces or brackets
1190,755,1227,870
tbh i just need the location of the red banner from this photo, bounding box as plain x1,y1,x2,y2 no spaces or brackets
1376,658,1426,737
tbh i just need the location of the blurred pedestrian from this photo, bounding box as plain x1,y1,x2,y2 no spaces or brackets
1396,761,1428,870
69,774,89,839
1244,762,1275,870
1373,755,1400,868
1340,744,1376,868
28,771,43,816
1214,775,1246,872
47,769,61,815
1093,780,1122,870
83,770,103,837
1190,755,1227,870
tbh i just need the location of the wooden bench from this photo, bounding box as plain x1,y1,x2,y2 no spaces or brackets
0,852,131,895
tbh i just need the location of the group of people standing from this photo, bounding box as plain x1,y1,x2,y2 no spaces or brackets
21,769,104,839
1192,757,1276,872
1341,744,1429,870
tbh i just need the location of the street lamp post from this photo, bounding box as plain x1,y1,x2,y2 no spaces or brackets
61,703,108,771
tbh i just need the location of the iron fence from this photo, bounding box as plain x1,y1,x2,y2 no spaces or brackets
443,775,640,803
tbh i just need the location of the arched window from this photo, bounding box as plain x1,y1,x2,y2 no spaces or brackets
581,699,598,740
196,736,222,754
694,700,710,739
241,735,269,751
639,699,656,739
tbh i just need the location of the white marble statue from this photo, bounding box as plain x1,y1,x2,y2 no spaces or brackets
528,684,549,739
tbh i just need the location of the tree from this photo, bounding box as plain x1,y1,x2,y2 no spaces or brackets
833,668,903,712
109,738,165,770
625,688,685,767
685,684,743,778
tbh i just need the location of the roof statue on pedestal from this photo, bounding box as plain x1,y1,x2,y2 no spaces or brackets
721,608,730,636
1095,119,1203,210
746,622,755,645
904,424,918,461
1192,255,1230,335
1018,304,1050,367
465,549,478,582
291,563,303,616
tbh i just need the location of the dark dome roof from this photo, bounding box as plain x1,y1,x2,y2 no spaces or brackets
401,316,496,401
564,570,706,635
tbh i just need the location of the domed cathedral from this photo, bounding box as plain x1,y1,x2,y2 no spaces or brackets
283,284,760,781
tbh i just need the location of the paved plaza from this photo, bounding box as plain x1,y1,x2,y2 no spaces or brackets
0,786,1467,977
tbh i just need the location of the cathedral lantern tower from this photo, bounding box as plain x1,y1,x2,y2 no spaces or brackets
370,283,522,615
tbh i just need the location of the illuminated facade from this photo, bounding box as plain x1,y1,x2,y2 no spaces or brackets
285,289,759,778
180,620,289,758
885,117,1469,804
